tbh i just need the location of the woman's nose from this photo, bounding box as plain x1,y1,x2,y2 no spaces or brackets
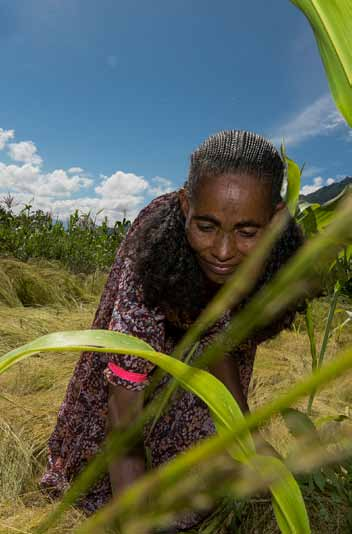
212,235,236,262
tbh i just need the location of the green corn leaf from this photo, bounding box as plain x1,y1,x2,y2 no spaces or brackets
305,302,318,371
297,186,351,236
296,205,319,236
224,446,310,533
0,329,255,460
283,408,320,440
281,144,302,216
314,414,349,428
77,342,352,534
286,156,302,217
0,330,310,533
254,455,310,533
290,0,352,126
147,209,290,423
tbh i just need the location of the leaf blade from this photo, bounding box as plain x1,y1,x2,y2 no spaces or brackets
290,0,352,126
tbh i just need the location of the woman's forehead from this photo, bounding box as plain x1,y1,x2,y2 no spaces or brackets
192,173,273,213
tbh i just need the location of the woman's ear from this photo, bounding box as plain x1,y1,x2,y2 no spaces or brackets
178,188,190,218
270,201,289,226
273,201,286,215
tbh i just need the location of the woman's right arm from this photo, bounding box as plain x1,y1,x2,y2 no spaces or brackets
107,384,145,496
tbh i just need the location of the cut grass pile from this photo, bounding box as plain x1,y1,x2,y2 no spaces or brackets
0,261,351,533
0,257,107,308
0,302,96,534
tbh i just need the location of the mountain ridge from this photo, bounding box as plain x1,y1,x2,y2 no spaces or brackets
300,176,352,204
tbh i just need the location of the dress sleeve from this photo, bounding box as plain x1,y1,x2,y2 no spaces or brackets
103,257,165,391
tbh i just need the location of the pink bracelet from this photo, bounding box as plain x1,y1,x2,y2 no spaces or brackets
108,362,148,383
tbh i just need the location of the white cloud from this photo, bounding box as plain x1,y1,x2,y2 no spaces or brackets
0,163,93,198
68,167,84,174
301,176,324,196
0,128,15,150
95,171,148,199
147,176,173,196
41,170,93,196
0,161,171,222
93,171,150,219
326,178,335,185
271,94,347,147
0,126,175,223
0,162,40,190
8,140,43,165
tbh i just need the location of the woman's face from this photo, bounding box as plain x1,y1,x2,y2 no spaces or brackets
179,173,284,284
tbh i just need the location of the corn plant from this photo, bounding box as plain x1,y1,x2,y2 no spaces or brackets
282,146,351,416
0,200,129,274
290,0,352,126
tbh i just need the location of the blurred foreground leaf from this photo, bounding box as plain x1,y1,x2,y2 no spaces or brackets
283,408,320,441
0,329,309,533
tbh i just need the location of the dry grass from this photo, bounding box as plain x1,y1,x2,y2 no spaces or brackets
0,420,35,502
0,292,97,533
0,496,85,534
0,266,351,533
0,257,107,308
250,297,352,457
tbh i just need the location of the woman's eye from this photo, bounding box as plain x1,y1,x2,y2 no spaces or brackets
197,224,215,233
238,229,257,238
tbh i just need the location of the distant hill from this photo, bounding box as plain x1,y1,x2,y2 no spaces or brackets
300,176,352,204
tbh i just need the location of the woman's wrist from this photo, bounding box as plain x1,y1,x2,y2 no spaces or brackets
109,454,145,497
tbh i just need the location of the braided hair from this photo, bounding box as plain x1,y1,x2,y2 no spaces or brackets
187,130,284,205
133,130,304,340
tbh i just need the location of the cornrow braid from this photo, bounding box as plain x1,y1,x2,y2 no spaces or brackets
187,130,284,205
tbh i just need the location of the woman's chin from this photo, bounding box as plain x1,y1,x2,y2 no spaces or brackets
202,268,233,285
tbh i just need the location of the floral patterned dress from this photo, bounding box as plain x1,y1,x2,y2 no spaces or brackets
41,192,257,528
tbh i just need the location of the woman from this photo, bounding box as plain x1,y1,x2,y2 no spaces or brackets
41,130,303,529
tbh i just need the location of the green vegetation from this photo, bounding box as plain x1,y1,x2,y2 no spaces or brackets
1,190,352,533
0,270,351,533
1,148,351,534
290,0,352,127
0,197,129,274
0,2,351,532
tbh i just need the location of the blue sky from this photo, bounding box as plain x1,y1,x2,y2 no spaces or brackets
0,0,351,221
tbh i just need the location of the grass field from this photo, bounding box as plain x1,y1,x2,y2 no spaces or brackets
0,260,351,533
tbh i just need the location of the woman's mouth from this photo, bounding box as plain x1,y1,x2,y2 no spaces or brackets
200,259,237,276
